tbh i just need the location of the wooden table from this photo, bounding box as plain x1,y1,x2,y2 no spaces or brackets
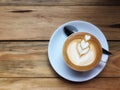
0,0,120,90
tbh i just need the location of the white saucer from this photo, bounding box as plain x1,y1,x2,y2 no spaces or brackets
48,20,109,82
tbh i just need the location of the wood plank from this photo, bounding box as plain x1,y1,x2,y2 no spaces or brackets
0,6,120,40
0,42,57,77
0,41,119,77
0,0,120,6
0,78,119,90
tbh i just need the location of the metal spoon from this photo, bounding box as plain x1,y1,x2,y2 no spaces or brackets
64,25,112,56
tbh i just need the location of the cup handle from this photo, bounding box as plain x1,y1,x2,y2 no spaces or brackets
100,54,109,64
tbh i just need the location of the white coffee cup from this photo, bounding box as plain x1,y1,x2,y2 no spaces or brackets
63,32,102,71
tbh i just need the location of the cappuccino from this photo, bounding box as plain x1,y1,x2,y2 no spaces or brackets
63,32,102,71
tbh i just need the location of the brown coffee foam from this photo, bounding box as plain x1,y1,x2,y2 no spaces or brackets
63,32,102,71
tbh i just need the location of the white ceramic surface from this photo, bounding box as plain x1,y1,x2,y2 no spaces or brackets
48,20,109,82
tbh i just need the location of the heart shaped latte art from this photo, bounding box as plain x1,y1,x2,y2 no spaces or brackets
85,34,91,41
80,40,89,49
77,35,91,56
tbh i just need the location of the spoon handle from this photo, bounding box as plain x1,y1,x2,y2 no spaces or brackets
102,48,112,56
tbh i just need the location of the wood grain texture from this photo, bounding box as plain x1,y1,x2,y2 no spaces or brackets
0,0,120,6
0,42,56,77
0,0,119,89
0,41,119,77
0,78,119,90
0,6,119,40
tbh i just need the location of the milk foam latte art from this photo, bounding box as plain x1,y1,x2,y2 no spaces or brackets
63,32,102,71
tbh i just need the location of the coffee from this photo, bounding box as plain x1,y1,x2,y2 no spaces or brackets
63,32,102,71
